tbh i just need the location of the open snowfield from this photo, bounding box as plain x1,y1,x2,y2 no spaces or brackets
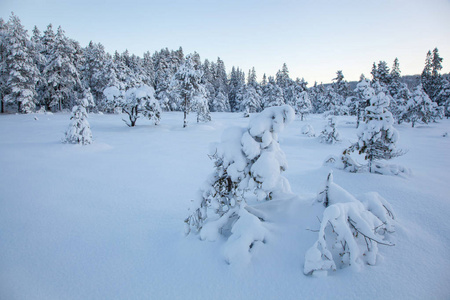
1,111,449,299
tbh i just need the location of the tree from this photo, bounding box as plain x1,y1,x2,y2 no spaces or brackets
294,86,311,120
304,172,395,276
401,85,434,127
261,76,284,108
343,82,402,173
228,66,245,112
319,117,340,144
42,26,82,111
62,98,93,145
171,54,206,127
422,48,445,104
0,18,8,113
103,84,161,127
210,57,230,112
388,58,411,122
185,106,295,264
3,13,39,113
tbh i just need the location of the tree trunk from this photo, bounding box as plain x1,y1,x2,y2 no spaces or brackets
183,95,188,128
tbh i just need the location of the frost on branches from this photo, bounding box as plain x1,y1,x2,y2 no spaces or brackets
62,98,92,145
304,172,395,276
103,85,161,127
185,105,295,264
319,117,340,144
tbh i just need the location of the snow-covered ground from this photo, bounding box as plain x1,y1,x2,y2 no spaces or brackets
1,112,449,299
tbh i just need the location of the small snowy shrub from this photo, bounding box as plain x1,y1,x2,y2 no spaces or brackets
63,99,92,145
319,117,340,144
304,172,395,276
185,105,295,264
301,124,315,137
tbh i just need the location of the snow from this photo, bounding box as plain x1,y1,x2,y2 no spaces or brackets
1,112,450,299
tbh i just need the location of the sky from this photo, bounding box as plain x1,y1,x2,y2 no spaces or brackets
1,0,450,84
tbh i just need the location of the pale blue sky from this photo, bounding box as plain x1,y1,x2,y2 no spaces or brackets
1,0,449,84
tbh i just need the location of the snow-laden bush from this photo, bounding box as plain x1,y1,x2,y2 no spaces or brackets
103,85,161,127
319,117,340,144
301,124,315,137
185,105,295,264
304,172,395,276
62,98,92,145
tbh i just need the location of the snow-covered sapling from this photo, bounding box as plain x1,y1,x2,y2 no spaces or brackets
304,172,395,276
62,98,93,145
319,117,340,144
301,124,315,137
342,85,404,173
185,105,295,264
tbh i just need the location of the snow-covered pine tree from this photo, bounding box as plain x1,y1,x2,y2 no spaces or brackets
294,88,311,121
304,172,395,276
185,105,295,264
262,76,284,108
332,70,351,100
388,58,411,123
240,67,262,113
319,117,340,144
348,76,371,128
3,13,39,113
171,54,206,127
401,84,434,127
63,98,92,145
209,57,230,112
42,26,82,111
228,66,245,112
343,82,402,173
0,18,8,113
421,48,445,104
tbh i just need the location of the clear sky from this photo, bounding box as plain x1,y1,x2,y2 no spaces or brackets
1,0,450,84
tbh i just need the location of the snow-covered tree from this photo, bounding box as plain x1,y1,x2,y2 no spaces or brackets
304,172,395,276
401,85,434,127
422,48,445,104
262,77,284,108
228,66,245,112
42,26,82,111
103,84,161,127
62,98,93,145
209,57,230,112
343,83,402,173
185,105,295,264
3,13,39,113
301,124,315,137
0,18,8,113
294,89,311,121
171,54,207,127
319,117,340,144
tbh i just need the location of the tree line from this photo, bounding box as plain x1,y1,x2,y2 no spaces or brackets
1,13,449,127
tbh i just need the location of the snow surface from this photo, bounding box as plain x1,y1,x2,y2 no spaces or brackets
1,112,450,299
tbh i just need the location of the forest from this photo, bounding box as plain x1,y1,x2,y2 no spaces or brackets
1,13,449,129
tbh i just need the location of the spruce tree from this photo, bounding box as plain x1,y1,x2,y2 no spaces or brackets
345,82,402,173
42,26,82,111
401,85,434,127
3,13,39,113
63,98,93,145
262,77,284,108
